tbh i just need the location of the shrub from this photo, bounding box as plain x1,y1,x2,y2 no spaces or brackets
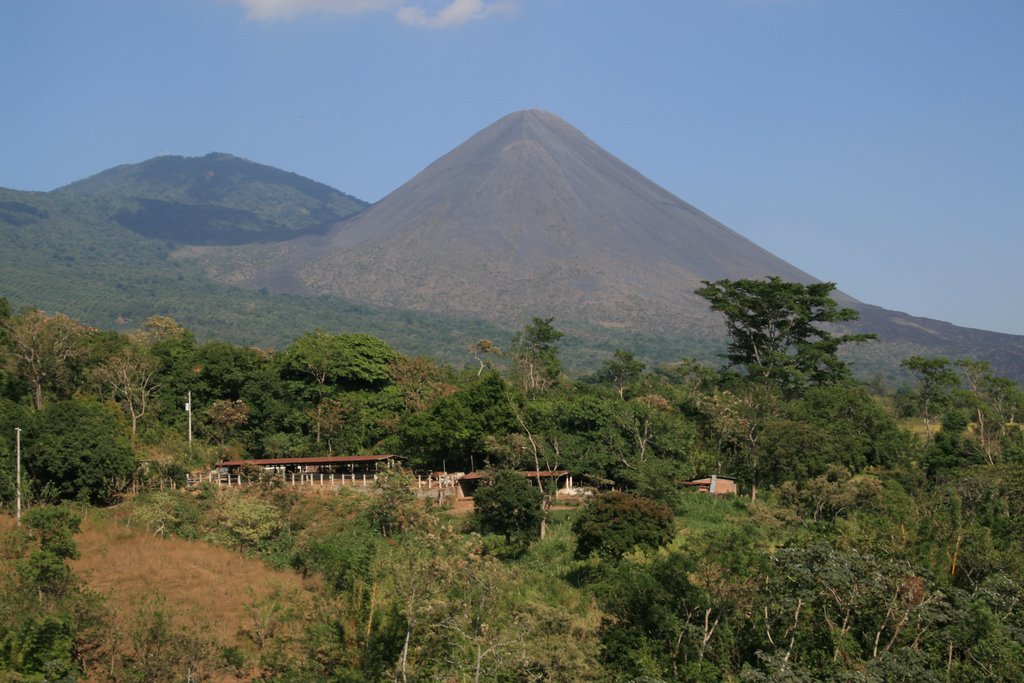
573,491,674,559
473,470,544,546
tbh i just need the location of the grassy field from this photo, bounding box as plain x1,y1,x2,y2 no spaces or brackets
69,506,314,676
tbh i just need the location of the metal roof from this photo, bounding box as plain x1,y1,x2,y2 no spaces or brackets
218,454,397,467
460,470,569,480
683,476,736,485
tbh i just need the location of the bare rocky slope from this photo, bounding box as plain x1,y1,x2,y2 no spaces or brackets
231,110,838,333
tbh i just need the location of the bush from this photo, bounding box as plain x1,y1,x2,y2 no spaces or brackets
573,491,674,559
26,399,135,504
473,470,544,546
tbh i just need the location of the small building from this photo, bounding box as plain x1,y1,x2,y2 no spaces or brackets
457,470,573,499
682,475,737,496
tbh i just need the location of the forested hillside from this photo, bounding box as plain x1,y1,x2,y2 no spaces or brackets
1,281,1023,681
55,152,368,245
0,183,721,372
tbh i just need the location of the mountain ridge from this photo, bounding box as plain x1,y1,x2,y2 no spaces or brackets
1,113,1022,381
54,152,367,245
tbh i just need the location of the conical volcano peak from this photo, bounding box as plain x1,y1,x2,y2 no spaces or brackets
441,108,596,167
497,108,577,133
239,110,827,331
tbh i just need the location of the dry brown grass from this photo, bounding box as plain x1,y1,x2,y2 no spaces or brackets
71,508,314,647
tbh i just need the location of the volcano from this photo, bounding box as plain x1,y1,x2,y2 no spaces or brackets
239,110,838,331
195,109,1024,378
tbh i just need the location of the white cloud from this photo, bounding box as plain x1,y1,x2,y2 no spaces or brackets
229,0,516,27
234,0,397,21
397,0,515,29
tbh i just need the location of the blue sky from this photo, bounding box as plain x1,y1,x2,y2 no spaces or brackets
2,0,1022,335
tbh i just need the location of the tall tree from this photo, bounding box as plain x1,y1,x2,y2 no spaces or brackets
954,359,1024,465
901,355,959,446
93,343,159,439
596,349,646,399
699,383,784,501
468,339,501,377
141,316,197,430
205,399,250,448
508,317,563,393
696,277,874,392
282,331,396,444
2,310,88,411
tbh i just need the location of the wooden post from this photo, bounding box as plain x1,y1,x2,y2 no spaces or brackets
15,428,21,527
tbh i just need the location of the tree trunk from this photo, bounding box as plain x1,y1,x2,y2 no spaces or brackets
397,623,411,683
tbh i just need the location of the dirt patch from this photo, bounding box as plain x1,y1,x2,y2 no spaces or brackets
443,498,476,516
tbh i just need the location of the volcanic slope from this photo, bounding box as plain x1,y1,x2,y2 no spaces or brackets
224,110,835,333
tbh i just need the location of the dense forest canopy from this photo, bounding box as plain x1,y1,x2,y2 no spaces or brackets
1,280,1023,681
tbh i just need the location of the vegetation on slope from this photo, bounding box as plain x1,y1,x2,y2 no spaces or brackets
1,279,1023,680
55,152,368,244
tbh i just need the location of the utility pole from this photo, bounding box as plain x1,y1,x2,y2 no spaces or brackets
186,391,193,452
15,427,21,527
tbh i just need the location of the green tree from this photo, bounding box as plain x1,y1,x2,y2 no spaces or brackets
758,383,911,486
204,398,250,448
25,399,135,503
142,315,197,434
196,341,262,395
901,355,959,446
2,309,89,410
218,491,282,553
610,393,693,500
22,505,82,559
92,342,159,439
398,373,516,472
367,468,421,537
508,317,564,393
699,384,782,501
0,504,109,681
926,409,981,477
282,331,397,444
696,277,874,392
596,349,646,399
573,490,674,559
756,543,951,678
473,469,544,546
955,359,1024,465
